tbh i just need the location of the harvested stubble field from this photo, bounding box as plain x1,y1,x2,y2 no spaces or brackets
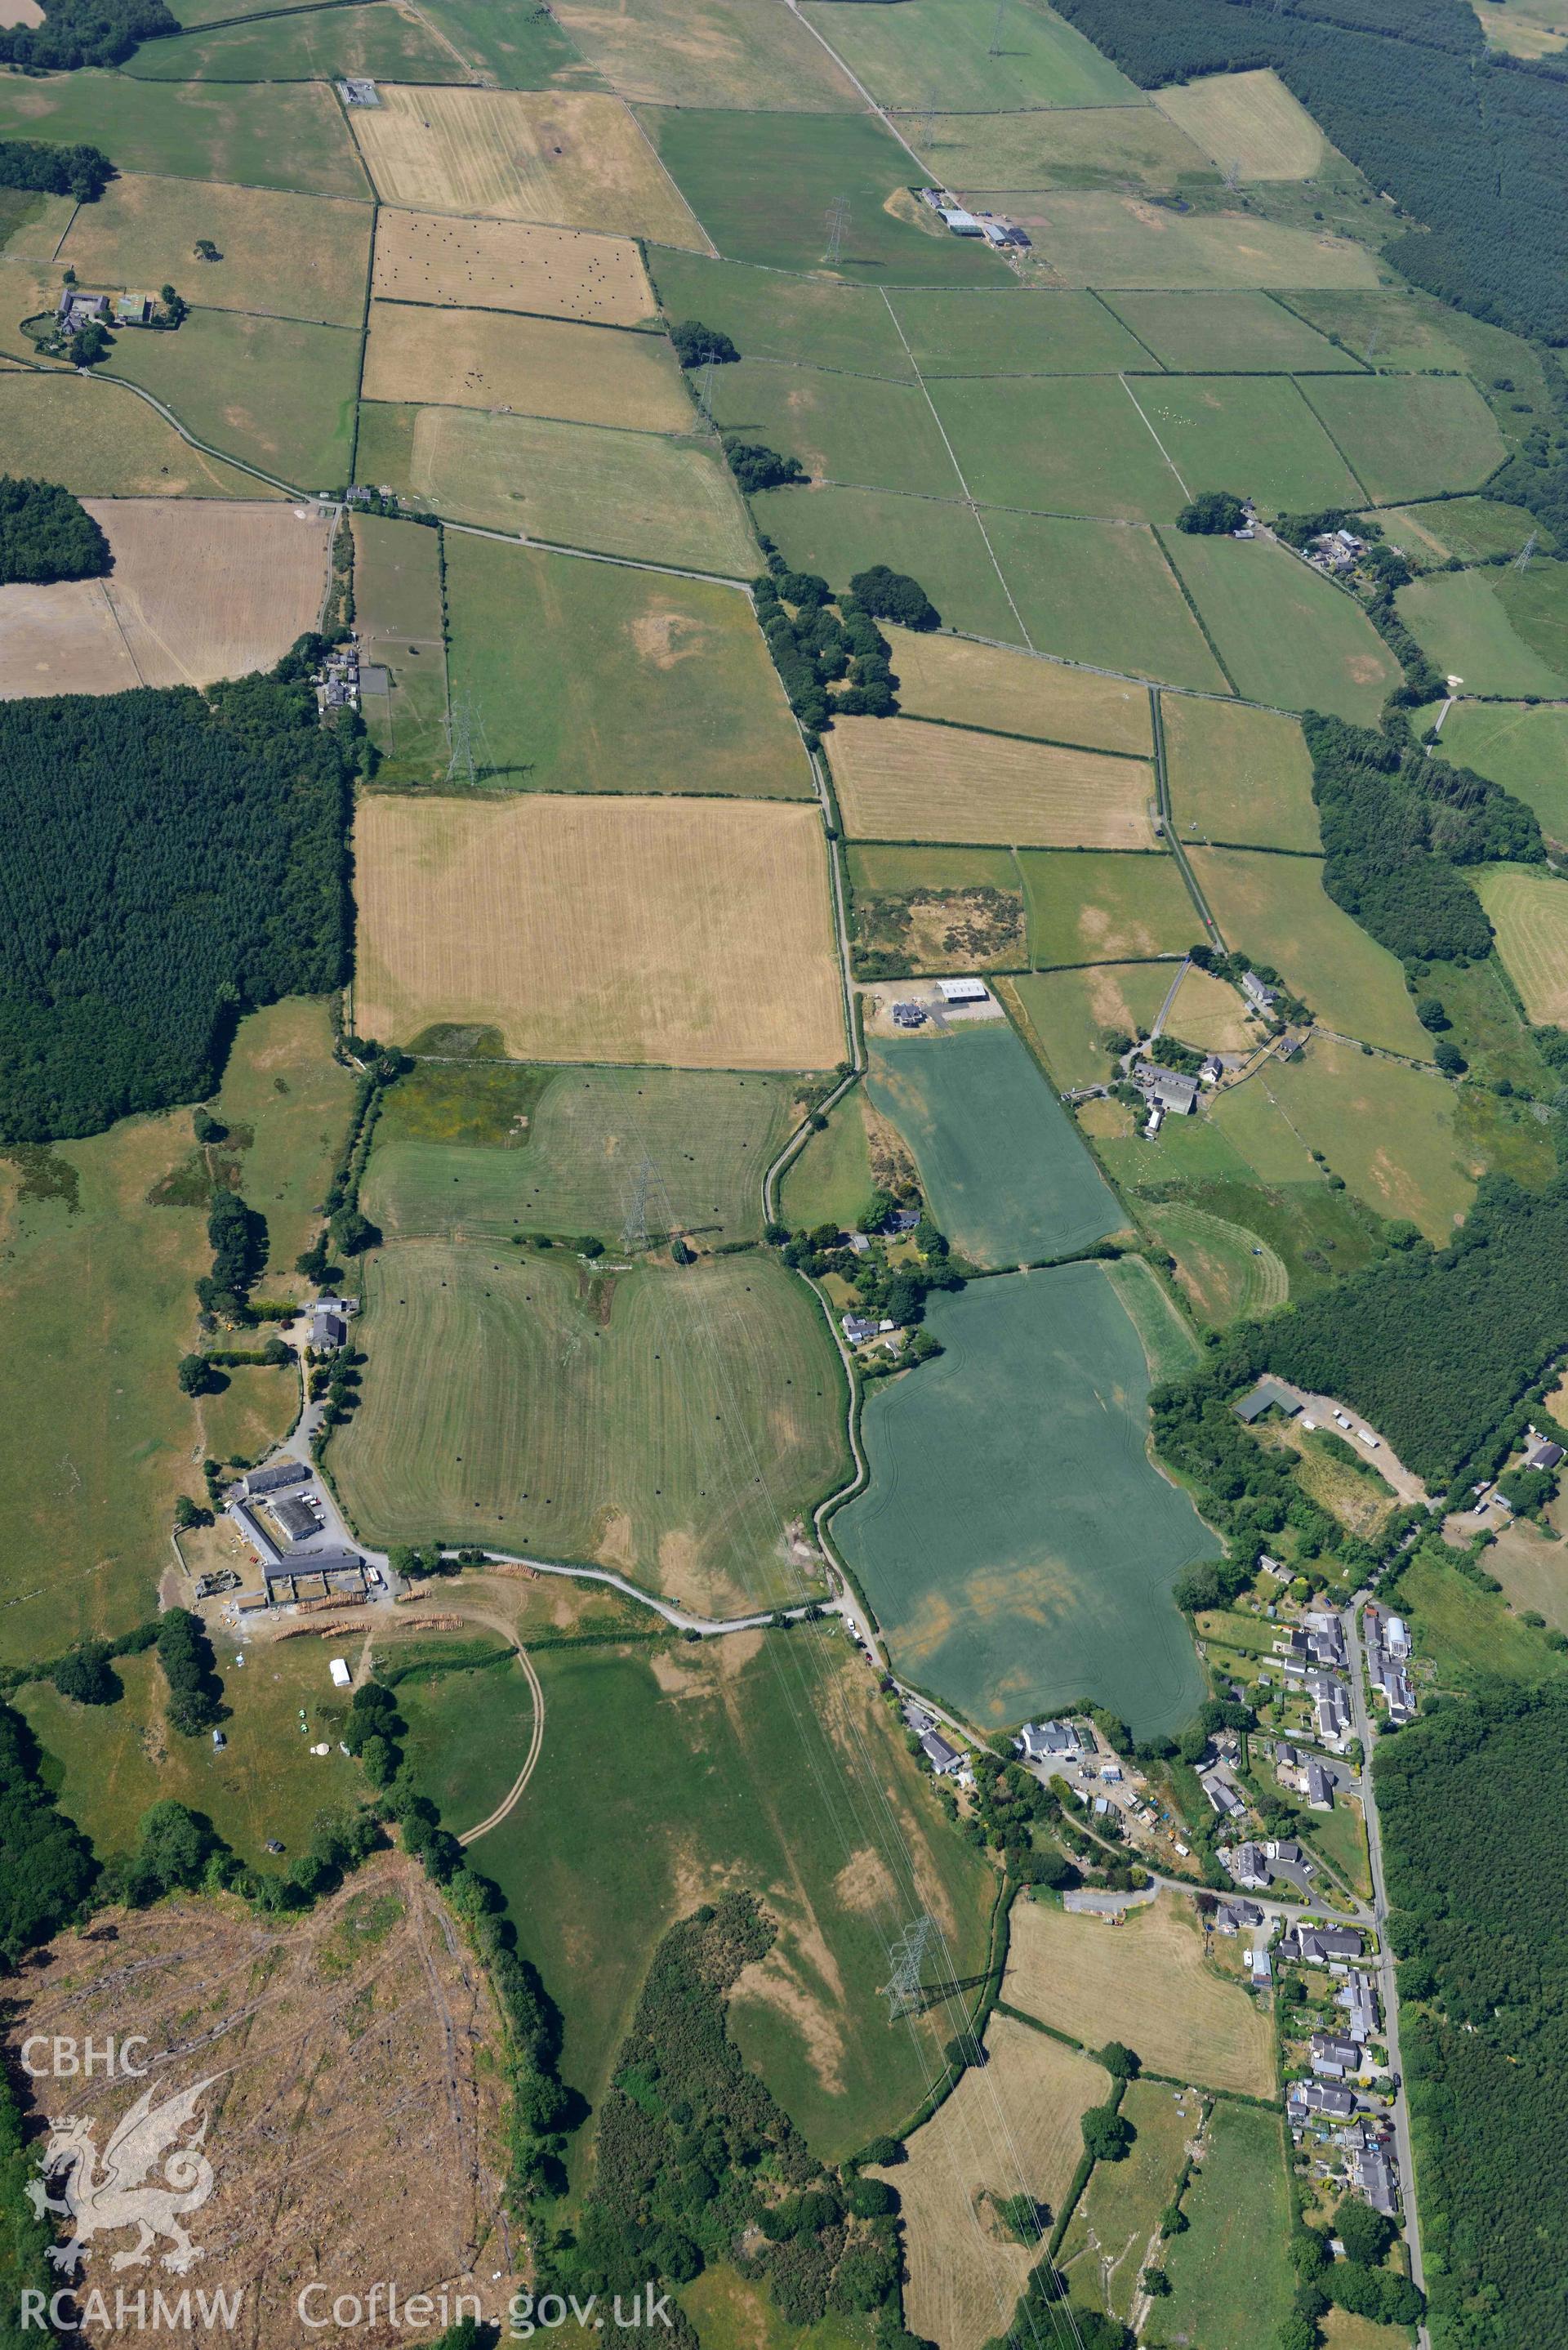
332,1243,849,1616
5,1866,513,2349
0,371,273,498
0,500,328,696
1102,288,1355,373
1005,1888,1276,2095
362,301,693,430
372,209,656,323
886,631,1152,756
554,0,860,107
361,400,755,571
1188,846,1430,1055
1301,372,1507,506
1152,66,1328,179
1019,847,1196,966
353,792,845,1068
0,70,368,196
1161,694,1321,853
348,86,708,247
58,172,373,327
984,190,1379,289
1141,1197,1290,1324
1476,867,1568,1024
364,1061,797,1246
827,716,1154,849
871,2014,1109,2350
441,532,809,800
978,510,1230,692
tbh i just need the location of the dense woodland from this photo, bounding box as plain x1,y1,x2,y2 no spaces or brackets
0,670,352,1144
0,475,109,586
0,1698,95,1969
1303,710,1541,963
1377,1685,1568,2347
1049,0,1568,342
0,0,174,69
0,139,113,201
1156,1175,1568,1492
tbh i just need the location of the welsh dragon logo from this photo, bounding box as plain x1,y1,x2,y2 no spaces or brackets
25,2077,218,2276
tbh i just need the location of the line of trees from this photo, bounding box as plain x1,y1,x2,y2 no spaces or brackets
1046,0,1568,342
154,1607,224,1737
0,662,352,1144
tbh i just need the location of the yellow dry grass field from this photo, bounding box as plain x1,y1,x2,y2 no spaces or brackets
58,172,372,328
1005,1889,1276,2096
348,86,709,248
1167,965,1258,1051
829,715,1153,848
362,299,692,430
372,208,657,323
0,371,273,497
0,498,327,694
1153,67,1327,180
1477,867,1568,1024
887,630,1153,756
874,2014,1107,2350
354,792,845,1068
0,0,44,25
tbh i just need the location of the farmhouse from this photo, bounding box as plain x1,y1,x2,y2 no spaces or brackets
920,1728,964,1775
1310,2032,1362,2078
1214,1898,1264,1934
1279,1924,1363,1964
310,1306,348,1353
57,291,109,332
1289,2079,1356,2122
1017,1719,1083,1764
1133,1063,1198,1115
1241,969,1277,1012
891,1000,927,1029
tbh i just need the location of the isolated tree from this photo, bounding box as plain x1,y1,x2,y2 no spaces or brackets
177,1352,212,1395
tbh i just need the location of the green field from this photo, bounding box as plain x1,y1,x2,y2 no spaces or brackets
18,1643,364,1869
977,190,1380,290
332,1242,849,1616
1138,375,1362,514
865,1025,1123,1265
354,402,756,573
931,373,1185,521
753,483,1023,641
708,359,962,497
363,1062,797,1247
441,533,809,799
1414,952,1558,1097
1376,497,1542,568
378,1638,530,1831
982,512,1230,689
1140,1197,1290,1324
846,841,1027,972
1396,569,1568,697
105,310,360,489
887,287,1148,376
1103,289,1356,372
1059,2079,1197,2319
802,0,1136,109
637,107,1015,283
1282,285,1550,393
647,252,912,378
0,72,370,198
211,997,355,1288
1103,1250,1203,1382
1389,1547,1568,1694
447,1621,994,2163
1263,1035,1479,1241
1160,531,1398,720
354,510,448,786
416,0,592,82
779,1091,874,1232
1428,701,1568,842
1019,848,1197,966
58,172,372,329
0,370,276,498
124,3,471,81
1004,962,1177,1090
1161,695,1321,852
1491,555,1568,680
906,103,1214,192
1161,2103,1295,2350
1189,847,1430,1055
835,1262,1215,1737
1299,373,1507,505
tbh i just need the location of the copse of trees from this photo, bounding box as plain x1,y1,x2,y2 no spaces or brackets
0,475,111,585
0,0,177,69
847,564,940,631
0,139,113,201
1176,489,1246,535
752,569,900,731
154,1606,224,1736
1045,0,1568,344
669,318,737,368
724,438,808,493
0,670,352,1144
